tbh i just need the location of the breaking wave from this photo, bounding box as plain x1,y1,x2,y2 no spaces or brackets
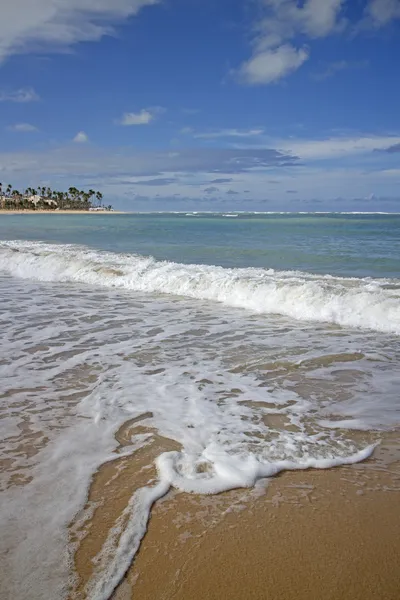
1,240,399,334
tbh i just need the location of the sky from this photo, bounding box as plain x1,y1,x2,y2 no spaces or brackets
0,0,399,212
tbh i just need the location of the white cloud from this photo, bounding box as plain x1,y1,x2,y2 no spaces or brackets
8,122,38,132
73,131,89,143
235,0,345,85
118,107,163,126
0,87,39,102
237,44,309,85
299,0,346,37
379,168,400,177
278,135,400,160
195,128,265,139
255,0,345,46
120,110,153,126
313,60,368,80
366,0,400,26
0,0,160,63
235,0,400,85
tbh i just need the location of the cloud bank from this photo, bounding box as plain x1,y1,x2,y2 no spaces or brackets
236,0,400,85
0,0,159,63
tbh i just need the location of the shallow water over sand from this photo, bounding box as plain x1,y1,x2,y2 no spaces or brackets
0,214,399,599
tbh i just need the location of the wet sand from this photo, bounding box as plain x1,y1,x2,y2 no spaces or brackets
70,426,400,600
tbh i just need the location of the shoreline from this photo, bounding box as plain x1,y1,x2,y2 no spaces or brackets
70,429,400,600
2,211,400,216
0,210,127,215
128,461,400,600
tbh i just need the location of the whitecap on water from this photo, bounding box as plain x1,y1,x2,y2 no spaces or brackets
0,240,399,333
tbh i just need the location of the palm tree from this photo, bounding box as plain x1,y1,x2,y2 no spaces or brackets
96,191,103,207
1,183,109,211
86,189,95,206
81,192,89,209
68,187,81,206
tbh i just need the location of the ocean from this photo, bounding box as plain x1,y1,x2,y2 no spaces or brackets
0,212,399,599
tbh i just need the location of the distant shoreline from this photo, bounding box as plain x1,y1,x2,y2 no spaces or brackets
1,210,398,216
0,210,127,215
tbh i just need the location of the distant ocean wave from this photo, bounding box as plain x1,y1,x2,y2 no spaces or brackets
134,211,400,216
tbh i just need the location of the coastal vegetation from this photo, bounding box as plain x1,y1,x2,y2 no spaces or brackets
0,183,113,211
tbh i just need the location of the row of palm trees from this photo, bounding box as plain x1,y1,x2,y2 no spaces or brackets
0,183,112,211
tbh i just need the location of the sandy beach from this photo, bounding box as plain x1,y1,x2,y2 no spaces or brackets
1,0,399,595
1,214,399,600
0,210,127,215
70,424,400,600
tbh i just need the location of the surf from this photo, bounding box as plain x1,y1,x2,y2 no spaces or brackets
1,240,399,334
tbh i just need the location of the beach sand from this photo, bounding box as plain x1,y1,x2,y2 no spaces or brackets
0,210,127,215
70,426,400,600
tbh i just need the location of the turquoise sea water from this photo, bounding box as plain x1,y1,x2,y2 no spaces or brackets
1,212,400,277
0,213,399,600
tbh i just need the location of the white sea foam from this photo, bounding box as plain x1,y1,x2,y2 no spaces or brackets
86,443,375,600
0,240,399,334
132,211,400,215
1,246,398,599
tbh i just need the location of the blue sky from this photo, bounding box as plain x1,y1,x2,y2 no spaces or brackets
0,0,399,211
